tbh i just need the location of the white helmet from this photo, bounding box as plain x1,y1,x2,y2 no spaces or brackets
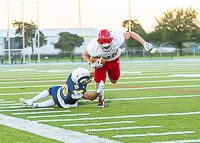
71,67,91,85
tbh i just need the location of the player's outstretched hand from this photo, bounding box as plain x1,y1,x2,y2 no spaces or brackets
91,59,103,69
143,42,153,52
96,80,105,94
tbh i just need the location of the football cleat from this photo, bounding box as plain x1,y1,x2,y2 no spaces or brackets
32,103,38,108
97,99,105,108
19,98,34,108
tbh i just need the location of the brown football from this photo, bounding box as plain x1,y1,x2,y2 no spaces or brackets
90,57,106,64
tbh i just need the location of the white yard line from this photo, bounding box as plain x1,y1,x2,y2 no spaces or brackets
1,94,199,105
119,75,200,79
0,101,15,103
0,113,121,143
27,113,90,118
12,110,71,115
101,85,200,91
112,131,195,138
37,111,200,122
79,95,200,102
0,106,28,109
0,81,50,84
0,80,65,84
0,79,13,81
2,79,200,85
0,103,22,106
106,79,200,84
150,139,200,143
120,71,200,76
1,84,200,90
0,99,4,101
0,108,54,112
85,125,162,132
0,85,57,89
0,92,39,96
63,121,135,127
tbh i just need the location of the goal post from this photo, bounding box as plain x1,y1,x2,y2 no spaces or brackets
0,49,31,64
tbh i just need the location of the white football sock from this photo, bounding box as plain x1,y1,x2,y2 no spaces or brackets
32,89,49,102
35,98,55,107
99,94,104,101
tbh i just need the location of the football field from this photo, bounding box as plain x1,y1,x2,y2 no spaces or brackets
0,60,200,143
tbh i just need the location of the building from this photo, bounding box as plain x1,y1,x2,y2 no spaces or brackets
0,28,99,55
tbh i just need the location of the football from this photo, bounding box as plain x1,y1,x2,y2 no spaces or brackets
90,57,106,64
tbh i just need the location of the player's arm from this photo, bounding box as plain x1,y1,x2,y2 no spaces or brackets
124,32,154,52
82,50,103,69
82,91,100,101
124,32,145,44
82,50,92,66
82,80,105,101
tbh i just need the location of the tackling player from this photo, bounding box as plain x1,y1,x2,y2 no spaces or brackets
19,67,105,108
82,29,153,108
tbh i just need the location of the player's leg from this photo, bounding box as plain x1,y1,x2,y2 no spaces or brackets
32,89,50,102
19,89,50,108
90,71,95,77
33,98,56,108
107,57,120,84
94,67,106,108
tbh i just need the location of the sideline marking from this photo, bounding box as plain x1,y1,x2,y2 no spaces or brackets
85,125,162,132
0,99,4,101
112,131,195,138
150,139,200,143
0,113,120,143
12,110,71,115
27,113,90,118
63,121,135,127
37,111,200,122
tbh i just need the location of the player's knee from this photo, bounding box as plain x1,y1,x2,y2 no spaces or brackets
110,79,118,84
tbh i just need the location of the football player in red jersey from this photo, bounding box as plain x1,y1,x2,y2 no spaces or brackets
82,29,153,108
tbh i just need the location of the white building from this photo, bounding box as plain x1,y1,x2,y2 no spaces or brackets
0,28,99,55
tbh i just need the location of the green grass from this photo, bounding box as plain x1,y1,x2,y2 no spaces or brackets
0,60,200,143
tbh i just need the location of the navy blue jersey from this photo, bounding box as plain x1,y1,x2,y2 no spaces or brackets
50,74,87,108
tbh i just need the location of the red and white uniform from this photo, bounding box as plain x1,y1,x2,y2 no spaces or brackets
87,31,125,82
87,31,124,61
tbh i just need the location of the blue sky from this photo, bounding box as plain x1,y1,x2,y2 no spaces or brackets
0,0,200,33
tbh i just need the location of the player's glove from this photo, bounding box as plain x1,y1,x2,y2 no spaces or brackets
96,80,105,94
143,42,153,52
91,59,103,69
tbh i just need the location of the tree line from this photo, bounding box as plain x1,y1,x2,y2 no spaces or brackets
12,7,200,56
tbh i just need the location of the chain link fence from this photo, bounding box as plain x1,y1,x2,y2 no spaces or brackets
1,48,200,64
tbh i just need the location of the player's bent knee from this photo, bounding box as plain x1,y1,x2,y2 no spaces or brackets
110,79,118,84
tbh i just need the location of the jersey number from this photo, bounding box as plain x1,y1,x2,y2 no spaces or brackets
62,84,68,96
105,49,118,60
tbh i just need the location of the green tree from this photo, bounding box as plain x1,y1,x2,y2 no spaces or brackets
12,20,46,54
122,19,147,49
54,32,84,52
149,7,200,55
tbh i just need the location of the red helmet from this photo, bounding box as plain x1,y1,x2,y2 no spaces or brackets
97,29,114,52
